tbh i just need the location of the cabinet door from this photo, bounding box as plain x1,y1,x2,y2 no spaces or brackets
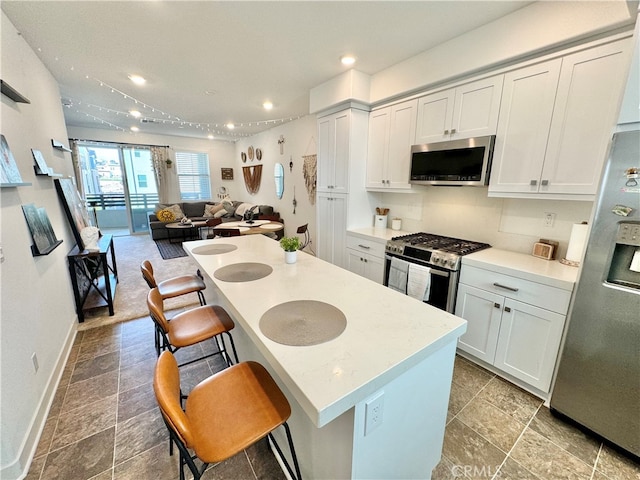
316,192,348,267
415,89,454,144
366,107,390,188
346,248,367,277
455,283,503,364
489,59,562,194
542,40,630,195
451,76,504,140
364,254,385,284
494,299,566,392
317,115,334,193
387,100,417,189
317,110,351,194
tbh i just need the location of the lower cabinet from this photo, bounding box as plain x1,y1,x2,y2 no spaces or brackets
345,234,385,284
455,264,570,394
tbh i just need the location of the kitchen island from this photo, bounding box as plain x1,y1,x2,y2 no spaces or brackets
184,234,466,479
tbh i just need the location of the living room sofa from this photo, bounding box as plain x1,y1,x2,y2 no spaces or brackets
148,200,280,240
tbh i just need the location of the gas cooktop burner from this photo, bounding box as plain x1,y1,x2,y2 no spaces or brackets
385,232,490,270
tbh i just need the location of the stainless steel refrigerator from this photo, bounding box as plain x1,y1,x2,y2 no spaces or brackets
551,129,640,458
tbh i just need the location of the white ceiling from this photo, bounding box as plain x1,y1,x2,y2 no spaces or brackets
2,1,532,141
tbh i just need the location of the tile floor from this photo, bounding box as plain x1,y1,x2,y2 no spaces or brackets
25,316,640,480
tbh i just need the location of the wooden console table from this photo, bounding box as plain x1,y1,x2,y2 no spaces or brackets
67,234,118,322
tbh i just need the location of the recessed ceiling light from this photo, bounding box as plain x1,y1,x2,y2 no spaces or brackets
130,126,139,132
128,74,146,85
263,101,273,110
226,123,235,130
207,134,214,140
129,110,141,118
340,55,356,66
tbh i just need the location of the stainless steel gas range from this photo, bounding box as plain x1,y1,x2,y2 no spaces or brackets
384,232,491,313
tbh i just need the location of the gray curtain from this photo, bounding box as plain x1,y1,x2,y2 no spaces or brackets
150,146,170,204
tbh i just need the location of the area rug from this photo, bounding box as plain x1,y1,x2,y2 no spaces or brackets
154,238,188,259
79,234,201,330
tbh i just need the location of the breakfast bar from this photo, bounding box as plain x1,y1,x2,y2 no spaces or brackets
184,235,466,479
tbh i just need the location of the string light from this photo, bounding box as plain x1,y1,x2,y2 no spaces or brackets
62,76,306,139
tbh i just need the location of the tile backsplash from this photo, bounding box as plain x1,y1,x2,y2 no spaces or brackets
379,188,593,258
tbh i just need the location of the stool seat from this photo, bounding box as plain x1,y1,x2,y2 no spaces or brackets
157,274,206,301
167,305,235,348
154,351,302,480
187,361,291,462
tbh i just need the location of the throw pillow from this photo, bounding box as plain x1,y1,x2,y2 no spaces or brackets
203,203,225,218
213,208,227,219
165,204,185,220
222,200,236,215
157,209,175,223
235,203,258,217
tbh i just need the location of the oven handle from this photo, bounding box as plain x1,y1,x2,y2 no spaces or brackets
384,254,450,277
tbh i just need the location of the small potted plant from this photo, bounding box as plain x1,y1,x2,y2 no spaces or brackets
280,236,300,264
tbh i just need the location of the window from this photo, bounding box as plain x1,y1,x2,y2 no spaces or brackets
175,151,211,200
137,174,148,188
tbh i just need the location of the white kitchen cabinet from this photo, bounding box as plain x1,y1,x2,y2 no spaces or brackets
317,192,348,268
345,234,386,284
489,39,631,199
366,99,417,190
415,76,503,144
455,264,571,395
317,110,351,194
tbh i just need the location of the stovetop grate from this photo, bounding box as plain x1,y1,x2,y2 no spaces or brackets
390,232,490,256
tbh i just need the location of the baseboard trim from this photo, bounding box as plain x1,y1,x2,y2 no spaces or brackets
0,317,78,480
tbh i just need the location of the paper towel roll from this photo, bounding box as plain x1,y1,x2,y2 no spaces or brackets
565,223,589,263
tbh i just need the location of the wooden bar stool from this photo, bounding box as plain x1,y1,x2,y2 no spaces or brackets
141,260,206,306
147,288,238,367
154,351,302,480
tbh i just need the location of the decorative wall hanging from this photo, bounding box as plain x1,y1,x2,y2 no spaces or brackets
21,203,63,256
303,154,317,206
293,186,297,214
241,152,247,163
1,134,24,184
221,167,234,180
217,186,231,201
289,155,293,172
278,135,285,155
248,146,254,160
242,164,262,195
256,148,262,161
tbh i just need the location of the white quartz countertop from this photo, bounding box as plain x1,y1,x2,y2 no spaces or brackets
463,248,579,291
184,235,466,428
347,227,413,243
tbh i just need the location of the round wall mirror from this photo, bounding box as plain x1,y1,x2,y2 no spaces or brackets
274,163,284,199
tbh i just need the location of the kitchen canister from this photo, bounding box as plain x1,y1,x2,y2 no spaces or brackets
374,215,387,229
392,218,402,230
561,222,589,266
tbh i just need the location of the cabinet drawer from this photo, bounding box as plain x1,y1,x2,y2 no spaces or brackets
346,235,385,258
460,264,571,314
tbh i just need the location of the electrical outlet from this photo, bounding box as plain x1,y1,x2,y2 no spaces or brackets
544,212,556,227
31,352,39,373
364,391,384,436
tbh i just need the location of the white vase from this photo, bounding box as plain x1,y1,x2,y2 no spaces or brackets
284,250,297,264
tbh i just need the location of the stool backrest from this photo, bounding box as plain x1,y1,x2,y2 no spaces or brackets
141,260,157,288
154,351,194,447
147,288,170,333
215,228,241,237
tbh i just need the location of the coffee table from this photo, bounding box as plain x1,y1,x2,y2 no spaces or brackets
165,221,207,243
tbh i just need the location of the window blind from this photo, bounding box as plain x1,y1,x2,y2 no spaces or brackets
175,151,211,200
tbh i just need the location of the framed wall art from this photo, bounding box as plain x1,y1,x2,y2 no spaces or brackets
22,203,63,256
54,178,90,249
1,134,25,184
221,167,234,180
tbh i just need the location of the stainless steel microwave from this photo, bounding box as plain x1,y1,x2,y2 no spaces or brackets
409,135,495,186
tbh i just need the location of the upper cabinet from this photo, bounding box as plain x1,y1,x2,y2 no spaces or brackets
366,99,417,190
317,109,352,194
415,76,504,144
489,39,631,199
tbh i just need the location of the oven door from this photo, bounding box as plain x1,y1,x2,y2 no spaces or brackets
384,253,459,313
